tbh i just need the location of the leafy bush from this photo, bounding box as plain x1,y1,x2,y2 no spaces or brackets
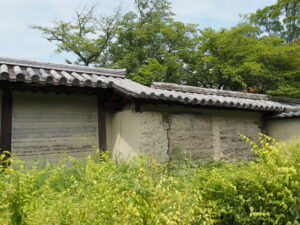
0,135,299,225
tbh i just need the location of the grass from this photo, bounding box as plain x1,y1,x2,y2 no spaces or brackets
0,135,299,225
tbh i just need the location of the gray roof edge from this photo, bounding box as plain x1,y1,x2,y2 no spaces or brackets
151,82,300,104
268,111,300,119
0,56,126,77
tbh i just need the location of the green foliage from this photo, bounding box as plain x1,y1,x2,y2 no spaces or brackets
0,136,300,225
109,0,199,85
113,0,300,93
193,24,300,97
32,6,121,66
34,0,300,97
249,0,300,43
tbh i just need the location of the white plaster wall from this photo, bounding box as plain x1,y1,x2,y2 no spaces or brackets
109,105,262,162
110,106,169,161
12,92,99,161
267,118,300,141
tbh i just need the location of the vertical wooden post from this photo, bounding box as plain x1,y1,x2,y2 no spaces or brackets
97,95,106,151
0,87,13,156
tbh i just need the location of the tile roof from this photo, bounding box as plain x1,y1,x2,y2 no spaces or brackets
151,82,300,103
268,107,300,119
0,57,125,84
105,80,297,112
272,111,300,119
1,56,299,113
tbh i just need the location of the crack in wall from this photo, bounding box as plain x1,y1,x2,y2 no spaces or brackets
257,118,268,135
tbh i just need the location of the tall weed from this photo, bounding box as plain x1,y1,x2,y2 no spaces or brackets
0,135,299,225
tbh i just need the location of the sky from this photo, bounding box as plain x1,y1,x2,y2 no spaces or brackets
0,0,277,64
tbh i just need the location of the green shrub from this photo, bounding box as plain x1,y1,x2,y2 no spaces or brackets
0,135,299,225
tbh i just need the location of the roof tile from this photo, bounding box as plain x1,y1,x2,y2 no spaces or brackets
0,56,299,113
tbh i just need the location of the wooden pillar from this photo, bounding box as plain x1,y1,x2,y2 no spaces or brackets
0,87,13,156
97,96,107,151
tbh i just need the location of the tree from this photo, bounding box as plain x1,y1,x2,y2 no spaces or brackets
187,24,300,97
108,0,200,85
249,0,300,43
33,0,199,86
33,6,121,66
34,0,300,98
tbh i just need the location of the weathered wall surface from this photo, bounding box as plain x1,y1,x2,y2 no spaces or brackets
108,106,169,161
167,109,260,162
217,117,260,161
266,118,300,141
167,113,214,162
11,92,99,161
8,92,264,162
109,104,262,162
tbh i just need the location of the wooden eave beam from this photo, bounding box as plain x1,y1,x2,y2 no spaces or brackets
0,87,13,160
97,95,107,151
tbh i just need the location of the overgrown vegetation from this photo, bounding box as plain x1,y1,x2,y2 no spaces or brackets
0,135,299,224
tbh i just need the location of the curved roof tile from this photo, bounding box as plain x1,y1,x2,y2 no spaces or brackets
0,56,299,113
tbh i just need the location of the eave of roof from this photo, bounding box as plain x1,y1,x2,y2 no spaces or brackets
0,56,299,113
0,57,126,77
107,80,294,112
151,82,300,104
267,106,300,119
